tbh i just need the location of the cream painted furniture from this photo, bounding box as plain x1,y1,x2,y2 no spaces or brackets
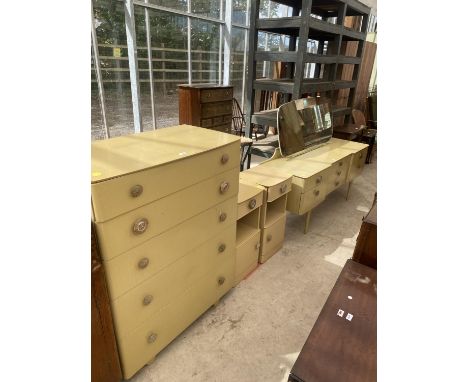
239,168,292,264
235,183,263,284
91,125,240,379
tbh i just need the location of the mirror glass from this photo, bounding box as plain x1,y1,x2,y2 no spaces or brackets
277,97,333,156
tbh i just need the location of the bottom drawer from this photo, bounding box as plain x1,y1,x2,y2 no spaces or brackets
118,258,234,379
235,230,261,285
259,214,286,264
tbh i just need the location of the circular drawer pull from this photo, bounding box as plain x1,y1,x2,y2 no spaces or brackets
255,242,261,250
143,295,153,306
147,332,157,344
219,181,230,194
337,170,342,176
221,153,229,164
359,153,363,158
248,199,257,209
218,243,226,253
206,92,211,98
133,218,148,235
280,184,287,193
267,234,272,242
138,257,149,269
335,181,340,186
218,276,226,286
225,90,230,96
314,190,320,196
339,161,343,167
130,184,143,198
316,177,321,185
219,212,227,222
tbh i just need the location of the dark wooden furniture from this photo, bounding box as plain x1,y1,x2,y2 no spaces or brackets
352,108,376,164
353,196,377,269
92,223,122,382
332,123,365,141
178,83,233,133
289,259,376,382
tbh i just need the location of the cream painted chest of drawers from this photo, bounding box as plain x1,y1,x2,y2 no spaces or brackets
91,125,240,379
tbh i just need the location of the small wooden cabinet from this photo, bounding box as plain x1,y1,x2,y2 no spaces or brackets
178,84,233,133
239,168,292,264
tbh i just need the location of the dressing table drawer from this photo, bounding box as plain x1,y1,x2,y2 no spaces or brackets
348,147,368,181
260,214,286,263
235,230,261,284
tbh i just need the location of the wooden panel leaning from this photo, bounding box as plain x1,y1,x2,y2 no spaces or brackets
91,125,240,379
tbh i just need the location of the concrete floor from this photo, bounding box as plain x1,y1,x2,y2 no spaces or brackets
130,151,377,382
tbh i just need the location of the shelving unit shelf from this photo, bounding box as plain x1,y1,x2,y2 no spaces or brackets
245,0,371,166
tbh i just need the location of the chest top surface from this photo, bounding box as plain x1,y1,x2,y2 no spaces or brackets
299,144,353,162
329,137,368,152
258,157,330,179
238,182,263,204
91,125,239,183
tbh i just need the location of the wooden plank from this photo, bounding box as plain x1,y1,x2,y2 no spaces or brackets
353,41,377,112
255,51,298,63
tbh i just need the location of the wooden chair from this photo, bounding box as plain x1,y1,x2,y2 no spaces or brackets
352,109,377,164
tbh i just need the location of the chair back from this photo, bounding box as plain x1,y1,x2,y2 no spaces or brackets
232,98,245,135
352,109,367,126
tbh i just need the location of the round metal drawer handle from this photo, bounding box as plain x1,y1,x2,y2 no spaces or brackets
280,184,287,193
133,218,148,235
335,181,340,186
337,170,342,176
248,199,257,209
339,161,343,167
359,153,363,158
219,212,227,222
143,295,153,306
147,332,157,344
218,243,226,253
218,276,226,286
316,177,321,185
221,153,229,164
138,257,149,269
206,92,211,98
314,190,320,196
267,234,272,242
255,242,261,250
219,181,230,194
130,184,143,198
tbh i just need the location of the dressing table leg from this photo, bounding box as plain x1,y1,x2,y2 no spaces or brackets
304,210,312,234
346,181,353,200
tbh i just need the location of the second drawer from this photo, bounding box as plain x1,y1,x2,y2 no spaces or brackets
260,213,286,264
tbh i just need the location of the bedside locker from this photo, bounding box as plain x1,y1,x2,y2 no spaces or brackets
239,168,292,264
91,125,240,379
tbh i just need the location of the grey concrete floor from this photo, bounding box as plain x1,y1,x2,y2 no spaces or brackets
130,150,377,382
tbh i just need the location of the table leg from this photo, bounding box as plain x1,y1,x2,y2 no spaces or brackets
346,181,353,201
304,210,312,234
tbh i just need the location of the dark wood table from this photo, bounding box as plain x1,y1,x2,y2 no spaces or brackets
289,259,377,382
353,197,377,269
332,124,365,141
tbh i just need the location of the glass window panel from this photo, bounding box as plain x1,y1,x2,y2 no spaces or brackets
191,0,222,19
232,0,248,25
148,0,187,12
93,0,134,137
191,20,220,84
230,27,245,108
91,45,106,141
259,1,289,19
134,6,189,129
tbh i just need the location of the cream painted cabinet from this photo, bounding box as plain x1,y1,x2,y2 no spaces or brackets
239,168,292,264
91,125,240,379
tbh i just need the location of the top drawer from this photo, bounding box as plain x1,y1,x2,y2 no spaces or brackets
201,101,232,119
348,147,368,181
92,141,239,223
200,87,233,103
239,167,292,203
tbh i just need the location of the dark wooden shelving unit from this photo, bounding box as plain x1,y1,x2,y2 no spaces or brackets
245,0,371,167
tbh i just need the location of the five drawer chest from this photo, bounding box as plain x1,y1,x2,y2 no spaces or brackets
91,125,240,379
